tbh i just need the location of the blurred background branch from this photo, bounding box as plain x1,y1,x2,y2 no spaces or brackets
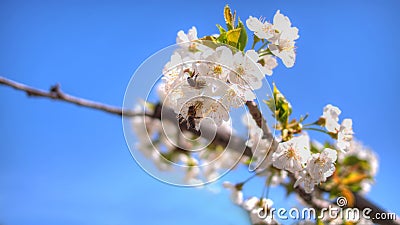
1,75,399,225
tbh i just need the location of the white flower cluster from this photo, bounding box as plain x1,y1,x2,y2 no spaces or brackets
242,113,288,186
128,6,383,220
131,104,242,185
246,10,299,68
161,11,299,131
159,27,272,130
270,134,337,193
321,104,354,152
293,147,337,193
223,181,275,224
243,111,338,194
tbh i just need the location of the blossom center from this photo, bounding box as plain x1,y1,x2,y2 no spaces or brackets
213,65,223,75
279,40,294,52
285,146,299,160
236,66,245,76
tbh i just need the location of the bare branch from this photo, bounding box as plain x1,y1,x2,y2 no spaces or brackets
245,100,279,155
1,76,399,225
245,101,272,138
0,76,138,117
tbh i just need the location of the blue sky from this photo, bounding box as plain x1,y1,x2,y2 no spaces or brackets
1,0,399,224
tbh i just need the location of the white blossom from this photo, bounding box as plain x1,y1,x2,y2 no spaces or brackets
272,134,311,173
242,197,274,225
196,46,233,80
336,119,354,152
176,26,199,52
322,104,341,133
271,10,299,41
307,148,337,183
202,100,229,127
222,181,243,205
221,84,255,108
180,155,201,183
294,170,316,194
259,54,278,76
228,50,265,90
246,16,275,40
177,26,198,43
199,147,242,182
131,108,173,171
268,10,299,68
359,181,373,195
161,46,260,131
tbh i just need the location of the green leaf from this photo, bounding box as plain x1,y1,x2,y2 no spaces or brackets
329,187,341,199
349,184,363,192
226,28,241,47
263,97,275,115
342,155,362,166
224,5,235,30
216,24,226,34
272,84,292,126
236,18,248,51
264,84,293,129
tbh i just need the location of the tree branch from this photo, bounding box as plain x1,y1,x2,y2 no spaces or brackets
0,76,138,117
245,101,272,138
1,76,398,225
245,100,279,157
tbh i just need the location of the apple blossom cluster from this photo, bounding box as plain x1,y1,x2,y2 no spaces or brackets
131,103,244,184
246,10,299,68
244,121,339,193
159,43,259,130
158,9,299,131
320,104,354,152
242,112,288,186
243,102,358,193
128,5,380,225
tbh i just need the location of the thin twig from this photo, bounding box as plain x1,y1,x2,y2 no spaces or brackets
0,76,138,117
